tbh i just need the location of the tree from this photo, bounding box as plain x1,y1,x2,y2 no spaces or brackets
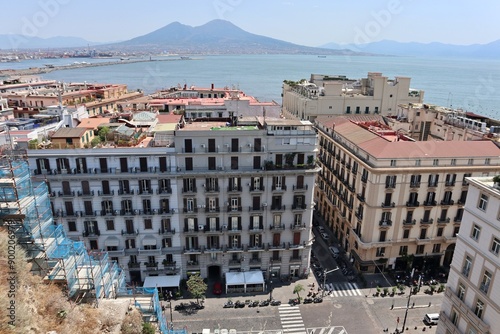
98,126,110,142
186,274,207,303
293,283,305,301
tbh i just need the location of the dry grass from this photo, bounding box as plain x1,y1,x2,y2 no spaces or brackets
0,229,138,334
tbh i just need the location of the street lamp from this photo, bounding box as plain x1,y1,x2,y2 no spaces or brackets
322,267,340,297
400,286,414,333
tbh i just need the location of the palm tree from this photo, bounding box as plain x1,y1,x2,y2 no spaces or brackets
293,283,305,301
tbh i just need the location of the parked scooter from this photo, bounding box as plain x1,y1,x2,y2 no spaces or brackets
303,297,313,304
223,300,234,308
259,300,270,307
270,299,281,306
313,297,323,303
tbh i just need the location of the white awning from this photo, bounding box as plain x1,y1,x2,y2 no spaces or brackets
225,272,245,285
244,270,264,285
142,235,157,246
104,236,120,247
143,275,181,288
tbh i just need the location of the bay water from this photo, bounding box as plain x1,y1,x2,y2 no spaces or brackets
2,55,499,119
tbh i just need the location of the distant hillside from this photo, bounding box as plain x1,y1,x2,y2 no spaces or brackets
0,35,101,50
112,19,363,55
321,39,500,58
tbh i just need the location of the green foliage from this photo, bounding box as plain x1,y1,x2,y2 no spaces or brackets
98,126,110,142
186,274,207,303
90,137,101,147
142,322,155,334
293,283,305,299
28,139,38,149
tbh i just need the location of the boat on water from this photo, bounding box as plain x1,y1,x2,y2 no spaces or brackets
120,57,130,61
180,56,192,60
317,55,327,58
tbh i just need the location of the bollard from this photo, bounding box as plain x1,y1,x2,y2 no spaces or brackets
391,304,394,310
412,302,415,308
428,302,431,307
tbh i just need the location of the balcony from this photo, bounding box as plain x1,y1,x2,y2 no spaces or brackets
270,205,285,211
183,207,199,213
205,207,220,213
440,199,455,206
361,175,368,183
290,256,302,263
292,204,307,210
293,184,308,191
268,243,286,250
445,181,456,187
437,217,451,224
227,227,242,233
406,201,420,207
128,262,141,269
356,193,365,202
98,190,115,196
158,228,175,235
82,211,97,217
144,262,159,268
403,219,416,225
58,190,75,197
385,183,396,189
423,200,437,206
77,190,94,197
186,261,199,267
138,188,154,195
428,182,438,188
249,185,265,192
226,206,242,212
290,223,306,230
204,185,220,193
229,259,242,265
121,229,139,236
420,218,434,225
82,229,100,237
453,216,462,223
184,247,202,254
381,202,395,208
249,258,261,264
271,185,287,191
248,206,265,212
182,187,197,193
270,257,282,263
410,182,421,188
442,289,490,334
139,248,161,256
157,187,172,195
106,249,125,257
270,224,286,231
248,226,264,233
379,220,392,227
118,189,135,195
227,186,242,192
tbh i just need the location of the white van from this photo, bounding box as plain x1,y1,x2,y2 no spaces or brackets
424,313,439,325
329,246,340,258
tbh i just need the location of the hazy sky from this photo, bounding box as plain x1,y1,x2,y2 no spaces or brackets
2,0,499,46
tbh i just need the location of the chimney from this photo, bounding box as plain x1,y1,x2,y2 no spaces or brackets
183,84,187,90
211,83,214,90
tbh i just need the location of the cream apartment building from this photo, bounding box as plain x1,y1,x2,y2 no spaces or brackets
27,116,319,285
314,115,500,274
437,176,500,334
282,72,424,121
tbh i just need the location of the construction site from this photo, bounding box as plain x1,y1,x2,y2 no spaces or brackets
0,154,183,334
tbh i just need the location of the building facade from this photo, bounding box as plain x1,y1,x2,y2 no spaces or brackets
437,176,500,334
27,117,318,284
314,116,500,274
282,72,424,122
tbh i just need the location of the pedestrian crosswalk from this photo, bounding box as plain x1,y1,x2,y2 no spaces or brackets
307,326,348,334
279,304,306,334
321,282,363,297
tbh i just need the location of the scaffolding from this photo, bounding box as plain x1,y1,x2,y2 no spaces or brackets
0,156,125,305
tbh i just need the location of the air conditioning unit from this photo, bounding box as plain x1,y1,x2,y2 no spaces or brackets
217,166,224,171
198,224,205,230
222,225,227,230
201,144,206,148
379,253,385,257
248,143,252,147
76,211,81,217
262,203,268,207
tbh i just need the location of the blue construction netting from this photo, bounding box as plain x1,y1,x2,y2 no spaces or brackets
0,159,125,301
119,287,187,334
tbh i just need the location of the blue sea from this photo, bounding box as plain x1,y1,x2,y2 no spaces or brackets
1,55,499,119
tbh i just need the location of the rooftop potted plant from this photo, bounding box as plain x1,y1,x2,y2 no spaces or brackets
493,175,500,188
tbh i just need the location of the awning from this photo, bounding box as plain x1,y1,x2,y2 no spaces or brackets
104,236,120,247
143,275,181,288
244,270,264,285
225,271,265,293
142,235,157,246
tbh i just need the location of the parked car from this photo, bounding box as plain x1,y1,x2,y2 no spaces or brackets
329,246,340,258
321,232,329,240
213,282,223,295
317,226,325,233
423,313,439,325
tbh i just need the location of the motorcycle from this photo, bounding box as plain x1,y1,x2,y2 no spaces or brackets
270,299,281,306
174,302,187,311
234,300,245,308
303,298,313,304
313,297,323,303
223,300,234,308
259,300,270,307
289,298,300,306
248,301,259,307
